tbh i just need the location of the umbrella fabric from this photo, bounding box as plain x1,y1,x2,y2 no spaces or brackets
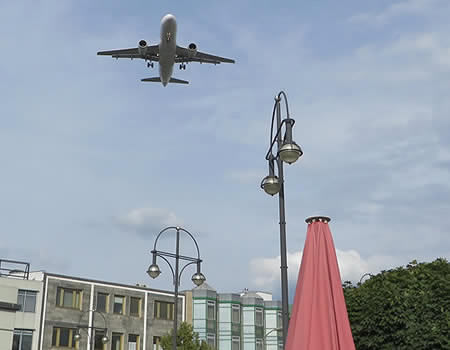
285,219,356,350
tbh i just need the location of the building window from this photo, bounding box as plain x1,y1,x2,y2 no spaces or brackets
94,329,106,350
154,301,174,320
56,287,82,309
153,336,161,350
12,329,32,350
17,290,37,313
255,308,263,327
97,293,109,313
207,301,215,320
52,327,77,348
112,333,124,350
130,297,141,317
207,334,215,348
128,334,140,350
113,295,125,314
232,304,240,323
256,339,263,350
231,336,240,350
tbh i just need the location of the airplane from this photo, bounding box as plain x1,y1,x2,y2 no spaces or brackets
97,14,235,86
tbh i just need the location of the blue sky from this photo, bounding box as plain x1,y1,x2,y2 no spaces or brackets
1,0,449,301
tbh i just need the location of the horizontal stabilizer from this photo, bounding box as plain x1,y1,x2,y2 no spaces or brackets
141,77,161,82
169,77,189,84
140,77,189,84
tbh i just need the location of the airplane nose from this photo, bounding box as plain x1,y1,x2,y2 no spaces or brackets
162,14,176,23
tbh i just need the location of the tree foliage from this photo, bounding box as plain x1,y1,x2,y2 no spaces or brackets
343,258,450,349
160,322,213,350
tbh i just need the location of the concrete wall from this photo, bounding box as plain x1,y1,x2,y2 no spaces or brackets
41,274,184,350
0,274,44,350
0,283,17,350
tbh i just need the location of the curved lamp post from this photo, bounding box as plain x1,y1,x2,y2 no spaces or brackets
147,226,206,350
73,308,109,349
263,327,283,347
359,273,374,285
261,91,303,346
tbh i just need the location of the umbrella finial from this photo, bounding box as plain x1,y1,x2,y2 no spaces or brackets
305,216,331,224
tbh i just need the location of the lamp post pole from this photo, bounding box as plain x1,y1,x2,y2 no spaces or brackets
74,309,109,350
260,91,303,347
147,226,206,350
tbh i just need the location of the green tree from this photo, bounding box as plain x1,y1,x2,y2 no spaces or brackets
160,322,213,350
343,258,450,349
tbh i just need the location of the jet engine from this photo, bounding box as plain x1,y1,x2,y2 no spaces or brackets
187,43,197,57
138,40,148,55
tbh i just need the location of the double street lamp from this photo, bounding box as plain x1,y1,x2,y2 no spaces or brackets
73,308,109,349
261,91,303,346
147,226,206,350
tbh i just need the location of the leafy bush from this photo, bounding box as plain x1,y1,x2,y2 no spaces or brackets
343,258,450,349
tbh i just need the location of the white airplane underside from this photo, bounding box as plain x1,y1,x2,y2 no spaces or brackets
97,14,235,86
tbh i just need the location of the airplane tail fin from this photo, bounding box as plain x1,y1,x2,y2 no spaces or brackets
141,77,189,84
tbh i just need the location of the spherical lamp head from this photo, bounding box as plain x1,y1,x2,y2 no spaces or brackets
102,335,109,344
279,142,303,164
192,272,206,286
147,264,161,279
73,332,81,342
261,175,280,196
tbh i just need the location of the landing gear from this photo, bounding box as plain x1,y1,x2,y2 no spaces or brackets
147,62,154,68
179,63,186,70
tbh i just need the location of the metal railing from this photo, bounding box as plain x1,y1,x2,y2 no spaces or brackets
0,259,30,280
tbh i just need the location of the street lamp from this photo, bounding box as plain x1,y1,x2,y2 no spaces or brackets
147,226,206,350
263,327,283,348
261,91,303,346
359,273,374,285
73,308,109,349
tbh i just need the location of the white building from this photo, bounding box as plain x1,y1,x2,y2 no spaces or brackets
0,260,44,350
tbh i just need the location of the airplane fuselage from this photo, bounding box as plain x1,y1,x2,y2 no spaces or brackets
97,13,235,85
159,14,177,86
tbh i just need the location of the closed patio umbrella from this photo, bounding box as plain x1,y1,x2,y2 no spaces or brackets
285,216,355,350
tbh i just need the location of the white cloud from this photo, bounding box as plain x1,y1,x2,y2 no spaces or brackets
349,0,440,24
250,251,302,288
116,207,182,236
249,249,399,290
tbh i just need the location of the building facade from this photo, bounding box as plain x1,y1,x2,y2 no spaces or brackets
186,284,283,350
0,260,44,350
0,258,186,350
38,272,185,350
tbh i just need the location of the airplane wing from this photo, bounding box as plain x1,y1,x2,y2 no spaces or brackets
176,46,235,64
97,45,160,61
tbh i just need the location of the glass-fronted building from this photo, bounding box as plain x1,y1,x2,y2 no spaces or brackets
187,284,283,350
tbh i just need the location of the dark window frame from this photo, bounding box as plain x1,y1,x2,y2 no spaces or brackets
56,287,82,310
113,295,125,315
51,327,77,348
96,292,109,313
130,297,141,317
17,290,37,313
154,300,174,320
12,329,33,350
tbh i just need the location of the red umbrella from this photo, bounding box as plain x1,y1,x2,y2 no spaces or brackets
285,216,356,350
